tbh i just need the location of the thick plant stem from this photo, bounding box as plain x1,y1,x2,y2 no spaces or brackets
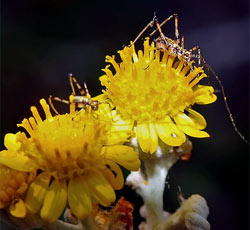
127,138,211,230
141,157,169,229
127,138,192,230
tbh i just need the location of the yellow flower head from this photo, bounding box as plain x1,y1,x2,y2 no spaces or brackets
0,98,140,223
100,38,217,153
0,152,35,218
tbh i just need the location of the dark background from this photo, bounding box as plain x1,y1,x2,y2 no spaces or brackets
1,0,249,229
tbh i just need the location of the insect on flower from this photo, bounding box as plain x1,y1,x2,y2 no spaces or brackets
154,14,201,66
133,13,249,144
133,14,201,68
49,73,101,114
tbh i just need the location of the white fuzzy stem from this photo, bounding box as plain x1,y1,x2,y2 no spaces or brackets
127,138,210,230
142,157,169,229
127,138,191,230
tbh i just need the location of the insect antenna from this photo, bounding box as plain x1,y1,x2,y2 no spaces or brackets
201,57,249,144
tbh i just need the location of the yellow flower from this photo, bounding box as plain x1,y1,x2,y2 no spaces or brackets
0,141,35,218
100,38,217,153
0,98,140,223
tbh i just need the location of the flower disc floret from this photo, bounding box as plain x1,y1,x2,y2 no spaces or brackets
100,38,217,153
0,153,35,218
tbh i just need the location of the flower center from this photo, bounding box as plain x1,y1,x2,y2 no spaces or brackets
100,39,206,123
19,106,109,181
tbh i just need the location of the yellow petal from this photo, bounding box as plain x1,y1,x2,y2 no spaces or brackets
0,153,36,172
136,123,150,153
105,55,120,73
68,177,92,220
194,85,217,104
86,170,116,207
178,126,210,138
99,75,109,85
25,172,51,214
96,102,113,117
9,199,26,218
94,103,134,145
17,119,34,136
31,106,43,124
186,108,207,129
173,113,210,138
40,99,52,119
111,111,134,131
184,66,205,85
92,94,109,103
104,145,140,171
40,180,67,223
101,66,114,79
156,117,186,146
107,111,134,145
4,133,21,151
149,123,158,154
174,113,195,127
103,160,124,190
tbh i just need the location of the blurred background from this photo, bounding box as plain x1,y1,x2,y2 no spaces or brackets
1,0,249,229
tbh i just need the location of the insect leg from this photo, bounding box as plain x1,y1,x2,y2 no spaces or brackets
181,36,185,49
149,14,176,37
174,14,180,44
201,57,249,144
132,15,156,44
155,18,168,46
83,82,90,97
48,95,69,114
198,48,201,66
69,73,76,96
189,46,200,65
69,74,88,96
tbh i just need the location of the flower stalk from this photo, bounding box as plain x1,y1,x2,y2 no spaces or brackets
127,138,193,230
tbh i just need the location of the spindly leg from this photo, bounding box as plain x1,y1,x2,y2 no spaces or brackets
69,73,90,97
83,82,90,97
150,13,179,43
49,96,69,114
174,14,180,44
69,73,76,96
181,36,185,49
155,18,168,46
133,14,180,46
189,46,201,65
149,14,175,37
132,15,156,44
201,56,249,144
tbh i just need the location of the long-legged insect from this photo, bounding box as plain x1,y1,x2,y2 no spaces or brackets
133,14,201,66
49,73,101,114
132,14,249,144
